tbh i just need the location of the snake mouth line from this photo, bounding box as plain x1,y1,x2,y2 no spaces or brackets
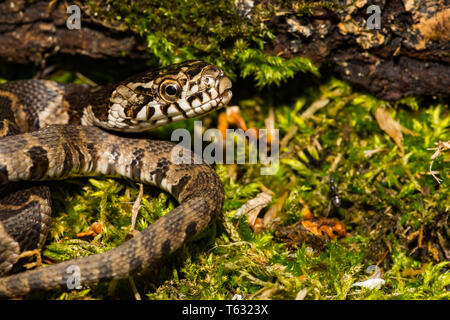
167,74,233,120
138,88,232,123
121,89,232,131
112,75,232,131
189,88,233,117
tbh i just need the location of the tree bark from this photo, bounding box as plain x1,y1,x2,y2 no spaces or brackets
0,0,148,64
263,0,450,100
0,0,448,101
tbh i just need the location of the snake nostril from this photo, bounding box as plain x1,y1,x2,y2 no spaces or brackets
218,77,232,94
210,66,219,74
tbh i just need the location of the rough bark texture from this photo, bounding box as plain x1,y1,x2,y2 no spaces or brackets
0,0,449,100
263,0,450,100
0,0,148,63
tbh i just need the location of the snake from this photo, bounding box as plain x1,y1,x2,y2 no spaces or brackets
0,60,232,298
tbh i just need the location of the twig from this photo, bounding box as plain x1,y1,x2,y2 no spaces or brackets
130,183,144,232
128,276,142,300
427,140,450,184
18,249,42,270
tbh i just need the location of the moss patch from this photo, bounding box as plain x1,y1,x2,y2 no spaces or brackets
20,74,448,300
0,0,448,300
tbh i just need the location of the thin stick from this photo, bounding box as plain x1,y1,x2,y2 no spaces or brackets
130,183,144,232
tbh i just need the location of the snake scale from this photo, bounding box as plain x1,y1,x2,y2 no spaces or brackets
0,60,232,298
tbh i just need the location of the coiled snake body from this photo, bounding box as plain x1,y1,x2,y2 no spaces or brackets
0,61,232,297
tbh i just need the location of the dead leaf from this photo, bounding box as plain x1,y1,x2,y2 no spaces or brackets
280,125,298,149
263,190,289,229
295,288,308,300
235,191,273,232
301,217,347,239
301,98,330,119
374,107,416,153
76,221,103,238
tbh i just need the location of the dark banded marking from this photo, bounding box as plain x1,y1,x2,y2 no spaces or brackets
186,67,202,80
150,158,170,186
172,102,187,119
0,199,36,221
86,143,98,172
186,92,203,106
160,206,185,236
60,143,73,177
139,224,157,252
28,146,49,180
27,272,45,291
185,222,197,239
0,165,7,184
187,80,200,93
130,148,145,179
0,61,229,298
161,103,170,116
5,200,44,251
134,86,154,97
122,119,134,126
0,119,21,137
147,107,155,120
161,239,171,256
107,144,120,174
71,143,85,172
137,95,153,109
202,90,210,101
0,94,21,133
129,255,143,274
206,88,217,98
0,186,30,206
97,255,114,281
171,175,191,199
125,104,144,119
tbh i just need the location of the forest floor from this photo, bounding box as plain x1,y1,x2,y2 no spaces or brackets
3,69,447,300
0,0,448,300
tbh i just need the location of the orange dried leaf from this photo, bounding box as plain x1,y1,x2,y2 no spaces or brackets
226,106,247,131
77,221,102,238
374,107,405,152
217,111,228,139
301,217,347,239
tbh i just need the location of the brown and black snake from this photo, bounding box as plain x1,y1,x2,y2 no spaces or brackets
0,60,232,297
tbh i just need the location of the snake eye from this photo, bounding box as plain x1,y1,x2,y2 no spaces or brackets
166,85,177,96
159,79,181,102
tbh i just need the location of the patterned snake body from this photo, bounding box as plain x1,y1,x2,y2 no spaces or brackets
0,61,232,297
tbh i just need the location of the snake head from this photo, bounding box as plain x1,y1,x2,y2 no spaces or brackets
104,60,232,132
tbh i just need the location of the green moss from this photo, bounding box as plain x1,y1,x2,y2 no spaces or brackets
2,0,448,301
81,0,319,86
31,74,448,300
